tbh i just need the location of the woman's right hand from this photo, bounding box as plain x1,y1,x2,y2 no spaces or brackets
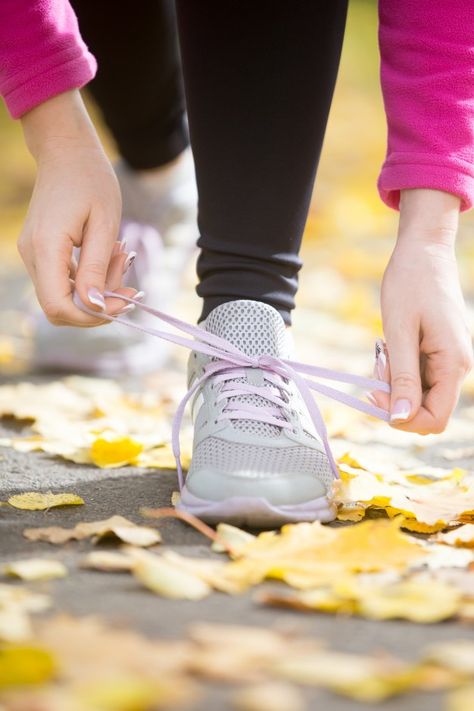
18,89,137,326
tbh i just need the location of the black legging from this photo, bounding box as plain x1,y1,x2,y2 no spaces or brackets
72,0,188,169
74,0,348,325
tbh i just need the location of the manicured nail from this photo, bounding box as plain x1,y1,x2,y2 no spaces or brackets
134,290,145,301
123,251,137,274
119,304,135,315
87,287,106,310
365,391,378,406
390,398,411,422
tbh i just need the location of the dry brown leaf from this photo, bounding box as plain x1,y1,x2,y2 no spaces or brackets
23,515,161,547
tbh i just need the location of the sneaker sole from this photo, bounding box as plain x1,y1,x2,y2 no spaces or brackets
177,485,337,528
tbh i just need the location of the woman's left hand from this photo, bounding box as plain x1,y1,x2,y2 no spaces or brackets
372,189,473,434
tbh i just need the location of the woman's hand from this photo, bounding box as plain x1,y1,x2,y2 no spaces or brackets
18,89,136,326
374,189,473,434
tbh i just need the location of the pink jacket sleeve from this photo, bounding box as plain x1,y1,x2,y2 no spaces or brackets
378,0,474,211
0,0,96,119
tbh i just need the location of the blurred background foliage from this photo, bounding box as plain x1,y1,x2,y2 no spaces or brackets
0,0,473,371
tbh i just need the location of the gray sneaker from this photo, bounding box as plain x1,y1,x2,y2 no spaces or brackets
179,300,337,527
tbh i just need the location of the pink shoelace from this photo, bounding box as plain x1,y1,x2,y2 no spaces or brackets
76,291,391,489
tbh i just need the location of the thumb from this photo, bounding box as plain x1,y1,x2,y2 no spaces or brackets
385,326,423,425
74,215,117,313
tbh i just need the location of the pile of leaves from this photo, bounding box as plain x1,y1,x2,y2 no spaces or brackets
0,377,190,469
2,377,474,708
2,611,474,709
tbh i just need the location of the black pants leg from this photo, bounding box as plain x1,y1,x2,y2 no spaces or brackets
72,0,188,169
176,0,348,325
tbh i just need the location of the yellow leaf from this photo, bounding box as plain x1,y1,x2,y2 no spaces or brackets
80,551,134,572
274,650,419,702
447,685,474,711
4,558,67,581
131,551,211,600
212,523,257,555
90,435,143,468
0,646,56,688
8,492,84,510
78,677,175,711
357,579,460,623
436,524,474,548
336,504,366,522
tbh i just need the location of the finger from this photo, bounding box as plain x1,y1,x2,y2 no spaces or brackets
74,211,119,314
32,230,110,327
384,320,423,426
105,250,127,292
395,360,464,434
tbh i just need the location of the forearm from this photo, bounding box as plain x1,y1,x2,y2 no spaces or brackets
21,90,103,163
397,189,461,245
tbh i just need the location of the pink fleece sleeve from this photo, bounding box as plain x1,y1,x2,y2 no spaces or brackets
378,0,474,212
0,0,96,119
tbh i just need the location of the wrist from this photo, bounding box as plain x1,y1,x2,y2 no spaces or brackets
397,189,460,246
21,90,101,162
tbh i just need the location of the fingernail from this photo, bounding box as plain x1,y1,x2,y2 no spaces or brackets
123,251,137,274
134,290,145,301
119,303,135,315
120,239,128,253
87,287,106,310
390,398,411,422
365,391,378,406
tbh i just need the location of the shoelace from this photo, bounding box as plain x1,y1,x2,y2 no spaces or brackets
210,368,293,429
76,291,391,489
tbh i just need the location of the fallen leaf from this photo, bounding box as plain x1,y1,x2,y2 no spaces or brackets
232,682,306,711
355,579,461,623
436,524,474,548
8,492,84,511
80,551,134,572
424,640,474,675
132,553,211,600
24,515,161,547
4,559,67,581
274,650,418,702
447,685,474,711
90,435,143,468
0,646,56,689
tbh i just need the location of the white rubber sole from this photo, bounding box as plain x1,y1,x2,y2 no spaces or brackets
177,485,337,528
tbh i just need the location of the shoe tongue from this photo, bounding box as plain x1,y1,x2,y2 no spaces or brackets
204,300,288,357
